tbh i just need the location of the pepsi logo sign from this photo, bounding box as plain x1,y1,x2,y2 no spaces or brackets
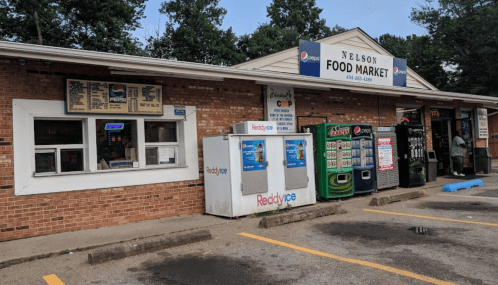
301,51,308,62
393,67,406,75
300,51,320,63
354,126,372,135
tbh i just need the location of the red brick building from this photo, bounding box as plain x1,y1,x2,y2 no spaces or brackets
1,29,495,241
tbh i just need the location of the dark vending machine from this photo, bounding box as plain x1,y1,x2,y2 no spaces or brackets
351,124,376,194
304,123,353,199
394,124,426,187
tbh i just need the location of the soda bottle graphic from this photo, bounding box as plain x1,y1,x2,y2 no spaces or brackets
254,144,259,162
258,143,264,163
299,142,304,160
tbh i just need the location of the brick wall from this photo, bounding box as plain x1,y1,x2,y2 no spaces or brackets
0,57,263,241
0,56,487,241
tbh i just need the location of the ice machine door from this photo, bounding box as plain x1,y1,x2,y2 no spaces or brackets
284,137,308,190
240,137,269,195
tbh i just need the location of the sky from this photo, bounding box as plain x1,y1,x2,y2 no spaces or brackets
133,0,429,43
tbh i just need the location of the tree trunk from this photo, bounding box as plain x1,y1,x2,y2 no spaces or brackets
33,1,43,45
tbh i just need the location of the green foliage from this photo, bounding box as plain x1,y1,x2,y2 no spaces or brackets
239,0,346,61
0,0,146,54
146,0,245,66
376,33,451,90
411,0,498,96
267,0,334,40
60,0,146,54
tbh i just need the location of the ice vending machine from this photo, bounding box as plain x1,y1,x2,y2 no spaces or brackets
351,124,376,194
203,132,316,217
394,124,426,187
373,127,399,190
303,123,353,199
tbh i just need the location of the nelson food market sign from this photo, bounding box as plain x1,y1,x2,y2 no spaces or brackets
299,40,407,87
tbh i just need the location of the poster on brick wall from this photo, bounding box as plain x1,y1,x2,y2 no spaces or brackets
65,79,163,115
475,108,488,139
264,85,296,133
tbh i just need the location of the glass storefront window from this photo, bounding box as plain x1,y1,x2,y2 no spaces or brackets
96,120,137,170
34,120,84,174
35,120,83,145
396,108,423,125
145,121,178,166
35,150,56,173
145,121,177,142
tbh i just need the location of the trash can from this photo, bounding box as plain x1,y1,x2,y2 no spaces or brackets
425,150,438,182
474,147,492,174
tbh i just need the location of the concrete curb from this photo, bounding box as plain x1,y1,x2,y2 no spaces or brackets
88,230,212,265
259,205,347,228
369,190,427,206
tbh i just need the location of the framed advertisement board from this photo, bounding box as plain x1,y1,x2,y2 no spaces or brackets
377,137,394,171
65,79,163,115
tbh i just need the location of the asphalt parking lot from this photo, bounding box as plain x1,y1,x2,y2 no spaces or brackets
2,177,498,285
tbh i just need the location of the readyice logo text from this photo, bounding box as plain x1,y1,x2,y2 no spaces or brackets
257,193,296,206
251,124,274,131
205,166,227,176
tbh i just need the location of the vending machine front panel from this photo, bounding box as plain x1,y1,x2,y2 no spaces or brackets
284,137,308,190
240,137,269,195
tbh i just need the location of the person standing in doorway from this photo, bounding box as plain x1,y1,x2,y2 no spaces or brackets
451,131,467,177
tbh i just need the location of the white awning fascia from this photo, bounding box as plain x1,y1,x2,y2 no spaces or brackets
1,40,497,105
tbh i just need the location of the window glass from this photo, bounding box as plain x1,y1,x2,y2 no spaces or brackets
145,122,177,142
396,108,423,125
96,119,137,169
35,151,56,173
61,149,84,172
35,120,83,145
146,146,176,165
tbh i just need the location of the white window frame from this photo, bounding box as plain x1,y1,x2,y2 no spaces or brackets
34,118,87,175
143,120,183,168
13,99,199,196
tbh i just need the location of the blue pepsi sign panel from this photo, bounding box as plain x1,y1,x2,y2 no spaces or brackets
286,140,306,168
299,40,407,88
242,140,266,172
393,58,407,87
299,40,321,78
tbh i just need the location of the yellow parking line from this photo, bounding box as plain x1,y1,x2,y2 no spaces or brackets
364,209,498,227
239,232,457,285
42,274,65,285
440,194,498,201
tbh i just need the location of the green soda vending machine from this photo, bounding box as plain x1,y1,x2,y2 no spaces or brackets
303,123,353,199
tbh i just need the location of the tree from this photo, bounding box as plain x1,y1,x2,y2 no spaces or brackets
146,0,244,66
376,33,450,90
60,0,146,54
0,0,146,55
236,24,300,61
0,0,70,46
238,0,346,61
411,0,498,96
267,0,334,40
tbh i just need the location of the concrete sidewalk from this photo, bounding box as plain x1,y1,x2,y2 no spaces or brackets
1,173,496,269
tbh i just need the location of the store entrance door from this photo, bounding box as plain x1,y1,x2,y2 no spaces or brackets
431,120,452,176
453,117,475,174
